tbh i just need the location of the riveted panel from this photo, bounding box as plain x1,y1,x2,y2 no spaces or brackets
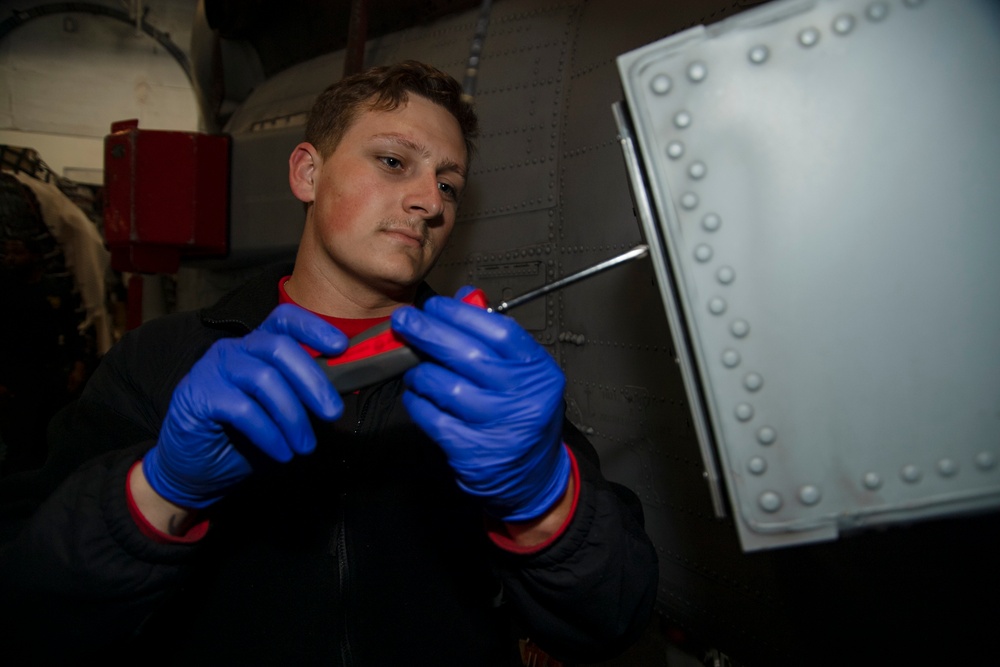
380,10,482,73
455,1,578,221
619,0,1000,551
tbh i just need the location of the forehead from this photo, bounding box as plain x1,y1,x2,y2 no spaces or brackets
343,95,467,169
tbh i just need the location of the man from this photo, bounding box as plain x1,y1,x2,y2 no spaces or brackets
0,61,657,665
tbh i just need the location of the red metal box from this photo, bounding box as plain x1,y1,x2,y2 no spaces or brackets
104,119,229,273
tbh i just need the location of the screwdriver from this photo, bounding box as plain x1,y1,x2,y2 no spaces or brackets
489,243,649,313
317,244,650,393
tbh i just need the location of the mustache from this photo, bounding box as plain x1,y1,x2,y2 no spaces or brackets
376,219,430,246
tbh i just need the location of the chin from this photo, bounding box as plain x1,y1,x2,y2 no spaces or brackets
367,266,426,294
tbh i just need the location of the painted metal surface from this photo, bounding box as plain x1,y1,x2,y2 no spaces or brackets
617,0,1000,551
103,119,227,273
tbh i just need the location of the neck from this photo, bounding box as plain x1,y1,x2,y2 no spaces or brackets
286,253,417,319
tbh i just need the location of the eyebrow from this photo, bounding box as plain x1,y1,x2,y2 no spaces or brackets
372,133,467,179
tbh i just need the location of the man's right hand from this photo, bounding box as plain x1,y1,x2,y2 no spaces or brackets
142,304,348,509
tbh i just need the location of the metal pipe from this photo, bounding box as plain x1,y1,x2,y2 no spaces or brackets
343,0,369,78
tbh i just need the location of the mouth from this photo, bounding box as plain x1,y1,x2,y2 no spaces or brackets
380,224,426,248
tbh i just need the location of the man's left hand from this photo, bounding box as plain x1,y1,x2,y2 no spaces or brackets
391,290,571,523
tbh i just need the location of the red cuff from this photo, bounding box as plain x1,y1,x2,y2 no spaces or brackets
486,445,581,555
126,461,210,544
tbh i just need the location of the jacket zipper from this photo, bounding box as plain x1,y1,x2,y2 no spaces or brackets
335,509,353,667
337,390,373,667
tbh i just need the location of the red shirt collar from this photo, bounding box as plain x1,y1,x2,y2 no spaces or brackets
278,276,389,339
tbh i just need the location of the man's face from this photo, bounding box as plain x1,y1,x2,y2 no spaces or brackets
298,94,467,300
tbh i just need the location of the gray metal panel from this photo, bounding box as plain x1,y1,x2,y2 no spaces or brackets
456,3,575,222
618,0,1000,550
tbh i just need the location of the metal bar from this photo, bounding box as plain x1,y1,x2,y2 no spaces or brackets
343,0,369,78
492,244,649,314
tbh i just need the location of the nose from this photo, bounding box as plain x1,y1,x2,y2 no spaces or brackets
403,173,444,220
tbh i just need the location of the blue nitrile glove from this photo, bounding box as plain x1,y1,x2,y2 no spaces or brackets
143,304,349,508
391,288,571,522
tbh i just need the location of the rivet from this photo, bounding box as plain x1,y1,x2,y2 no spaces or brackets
748,45,769,65
832,14,855,35
735,403,754,421
650,74,672,95
863,472,882,490
708,297,727,315
975,452,997,471
730,319,750,338
744,372,763,392
688,161,707,179
900,465,922,483
716,266,735,284
674,110,692,129
667,141,685,160
866,2,889,21
798,27,821,48
722,349,741,368
687,61,708,82
937,458,958,477
758,491,782,513
693,245,712,263
798,485,822,506
680,192,699,210
748,456,767,475
757,426,776,445
701,212,721,232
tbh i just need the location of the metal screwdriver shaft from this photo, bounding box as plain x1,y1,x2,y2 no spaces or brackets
320,243,650,393
491,244,649,314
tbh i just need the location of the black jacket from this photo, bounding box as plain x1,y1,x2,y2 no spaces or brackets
0,263,657,666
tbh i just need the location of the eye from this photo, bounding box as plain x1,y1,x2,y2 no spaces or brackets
438,182,458,200
379,156,403,169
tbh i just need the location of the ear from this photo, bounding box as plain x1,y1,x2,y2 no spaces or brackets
289,142,320,203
